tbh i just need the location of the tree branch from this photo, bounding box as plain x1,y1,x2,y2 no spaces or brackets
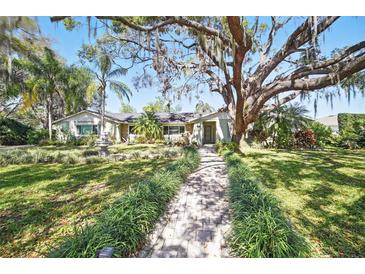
252,16,339,86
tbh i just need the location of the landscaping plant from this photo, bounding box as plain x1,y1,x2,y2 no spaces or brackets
219,146,310,257
48,147,200,257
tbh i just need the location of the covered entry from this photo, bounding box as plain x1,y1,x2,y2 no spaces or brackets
203,122,216,144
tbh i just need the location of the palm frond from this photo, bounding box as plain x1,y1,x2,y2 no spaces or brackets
109,80,131,102
107,67,128,79
97,54,112,76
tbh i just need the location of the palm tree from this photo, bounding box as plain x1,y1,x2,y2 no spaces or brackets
253,103,310,147
20,48,96,139
134,112,162,140
80,45,131,136
20,47,65,139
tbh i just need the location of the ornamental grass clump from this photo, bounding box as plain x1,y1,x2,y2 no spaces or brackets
48,146,200,258
222,150,310,257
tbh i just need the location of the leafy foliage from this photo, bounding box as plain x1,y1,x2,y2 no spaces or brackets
0,152,170,257
308,121,333,147
26,128,48,145
0,117,31,145
48,147,200,257
142,96,181,113
338,113,365,149
252,103,311,148
78,43,131,132
241,148,365,257
220,149,310,257
338,113,365,133
294,129,316,148
134,112,163,141
120,103,136,113
195,100,215,113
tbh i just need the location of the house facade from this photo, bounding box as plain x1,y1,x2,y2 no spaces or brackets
52,110,232,145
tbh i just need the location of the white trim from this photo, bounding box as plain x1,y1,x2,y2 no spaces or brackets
188,111,226,123
52,109,125,125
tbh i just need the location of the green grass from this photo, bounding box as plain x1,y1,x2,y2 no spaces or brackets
240,147,365,257
0,144,180,166
49,147,200,258
0,158,170,257
222,150,310,258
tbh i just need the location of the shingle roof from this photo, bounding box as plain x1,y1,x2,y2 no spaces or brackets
53,109,212,124
105,111,203,123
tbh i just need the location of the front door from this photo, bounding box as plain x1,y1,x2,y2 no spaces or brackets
203,124,214,144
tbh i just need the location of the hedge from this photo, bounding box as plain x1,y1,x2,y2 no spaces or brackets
338,113,365,134
221,149,310,257
48,146,200,257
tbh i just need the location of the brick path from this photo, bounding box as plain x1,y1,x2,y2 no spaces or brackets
140,145,231,258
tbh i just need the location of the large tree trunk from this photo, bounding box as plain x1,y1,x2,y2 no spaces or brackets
231,95,259,148
231,97,248,146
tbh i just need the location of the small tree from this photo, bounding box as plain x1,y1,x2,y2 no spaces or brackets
143,96,181,113
195,100,215,113
134,112,162,141
120,103,136,113
20,47,65,139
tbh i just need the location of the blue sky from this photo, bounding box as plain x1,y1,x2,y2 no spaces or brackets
38,16,365,119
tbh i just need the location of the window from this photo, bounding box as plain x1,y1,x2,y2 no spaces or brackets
61,122,69,131
76,125,98,135
169,126,180,135
129,125,135,134
163,125,185,135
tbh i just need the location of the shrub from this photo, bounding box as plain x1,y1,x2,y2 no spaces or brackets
308,121,333,147
337,117,365,149
0,149,101,166
215,140,239,154
75,135,98,147
222,151,310,257
27,129,49,145
0,118,32,145
354,119,365,148
85,156,107,164
275,129,295,149
154,139,166,145
48,146,200,257
82,149,99,157
338,113,365,133
135,135,148,144
294,129,316,148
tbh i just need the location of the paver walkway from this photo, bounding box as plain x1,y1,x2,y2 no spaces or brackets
140,145,231,258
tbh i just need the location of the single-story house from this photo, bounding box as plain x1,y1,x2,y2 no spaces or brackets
316,114,339,133
52,109,232,145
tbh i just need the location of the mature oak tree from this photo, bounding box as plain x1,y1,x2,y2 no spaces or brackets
52,16,365,145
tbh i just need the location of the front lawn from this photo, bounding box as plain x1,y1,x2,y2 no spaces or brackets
0,158,170,257
241,148,365,257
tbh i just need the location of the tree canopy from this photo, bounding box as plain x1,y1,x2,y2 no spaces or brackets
51,16,365,144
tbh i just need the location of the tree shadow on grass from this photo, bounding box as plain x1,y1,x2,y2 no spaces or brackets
244,148,365,257
0,159,169,257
